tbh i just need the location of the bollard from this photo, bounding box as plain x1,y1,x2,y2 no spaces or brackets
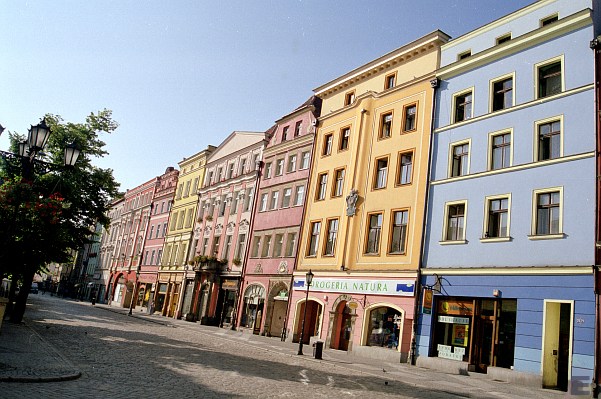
312,341,323,359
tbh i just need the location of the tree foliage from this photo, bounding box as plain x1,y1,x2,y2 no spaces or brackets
0,109,120,322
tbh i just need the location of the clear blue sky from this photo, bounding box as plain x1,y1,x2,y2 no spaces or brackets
1,0,533,191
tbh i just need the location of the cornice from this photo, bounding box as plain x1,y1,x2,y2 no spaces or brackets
438,9,592,79
314,30,449,98
421,266,594,275
265,133,314,155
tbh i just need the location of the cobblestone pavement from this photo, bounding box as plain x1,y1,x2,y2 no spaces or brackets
0,295,562,398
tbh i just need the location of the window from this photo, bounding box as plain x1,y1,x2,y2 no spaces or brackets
380,112,393,139
218,196,227,217
294,185,305,206
149,225,154,240
275,158,284,176
316,173,328,200
260,193,268,212
496,33,511,45
374,157,388,189
239,158,247,175
307,221,321,256
281,126,289,142
389,210,408,254
150,250,155,266
323,134,333,156
332,168,345,197
231,191,239,213
451,142,470,177
385,73,396,90
264,162,273,179
285,233,297,257
235,234,246,259
537,119,561,161
403,104,417,132
184,180,191,197
365,213,383,254
490,131,511,170
300,151,311,169
261,235,272,257
186,208,194,227
485,197,510,239
534,189,561,236
339,127,350,151
491,76,513,111
444,203,466,241
537,60,562,98
206,171,214,186
281,188,292,208
270,191,279,210
294,121,302,137
367,307,402,350
287,154,297,173
251,236,261,258
453,90,473,122
211,236,221,257
244,188,254,212
217,167,223,181
458,50,471,60
397,152,413,185
273,234,284,257
223,235,233,259
540,14,558,27
344,91,355,106
227,163,235,179
324,218,339,256
156,249,162,265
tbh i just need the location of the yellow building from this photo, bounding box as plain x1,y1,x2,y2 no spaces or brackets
289,31,449,362
156,146,215,318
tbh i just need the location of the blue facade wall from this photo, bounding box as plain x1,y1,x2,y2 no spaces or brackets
440,0,592,67
415,273,595,380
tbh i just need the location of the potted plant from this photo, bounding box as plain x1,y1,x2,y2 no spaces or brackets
232,257,242,266
205,215,213,222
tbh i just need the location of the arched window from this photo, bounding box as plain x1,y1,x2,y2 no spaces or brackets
366,306,402,350
241,284,265,330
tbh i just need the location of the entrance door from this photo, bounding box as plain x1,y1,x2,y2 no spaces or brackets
470,299,496,372
543,301,572,391
332,301,352,351
270,300,288,338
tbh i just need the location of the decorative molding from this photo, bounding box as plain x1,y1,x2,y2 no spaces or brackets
254,263,263,274
277,261,288,274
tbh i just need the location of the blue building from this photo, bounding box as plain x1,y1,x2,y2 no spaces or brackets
415,0,600,396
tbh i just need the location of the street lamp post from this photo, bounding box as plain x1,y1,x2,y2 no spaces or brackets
297,269,314,356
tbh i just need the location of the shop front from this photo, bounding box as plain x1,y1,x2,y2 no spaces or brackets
155,272,183,318
289,274,416,361
216,278,239,328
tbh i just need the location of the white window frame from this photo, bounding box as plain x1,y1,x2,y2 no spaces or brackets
488,72,515,113
533,115,563,162
534,55,564,100
441,200,468,244
529,186,564,240
481,194,512,242
451,87,474,124
448,138,471,178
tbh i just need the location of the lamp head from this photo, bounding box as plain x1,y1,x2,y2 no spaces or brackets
306,269,314,285
28,118,51,152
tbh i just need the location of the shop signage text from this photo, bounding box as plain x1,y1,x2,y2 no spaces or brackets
438,315,469,325
437,344,465,361
293,278,415,297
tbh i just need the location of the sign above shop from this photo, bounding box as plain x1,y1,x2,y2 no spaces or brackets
293,277,415,297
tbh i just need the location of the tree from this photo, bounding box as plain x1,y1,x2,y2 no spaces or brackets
0,109,120,323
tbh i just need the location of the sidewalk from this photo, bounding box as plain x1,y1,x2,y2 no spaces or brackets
0,300,563,398
0,319,81,382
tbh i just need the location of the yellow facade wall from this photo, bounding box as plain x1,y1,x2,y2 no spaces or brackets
299,40,442,275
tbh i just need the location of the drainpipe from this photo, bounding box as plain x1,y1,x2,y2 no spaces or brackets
410,76,439,366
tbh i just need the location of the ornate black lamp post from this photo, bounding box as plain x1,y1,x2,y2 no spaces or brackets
297,269,314,355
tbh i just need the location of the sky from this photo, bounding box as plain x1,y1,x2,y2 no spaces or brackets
1,0,534,191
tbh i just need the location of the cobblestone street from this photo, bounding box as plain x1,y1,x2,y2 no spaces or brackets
1,296,561,398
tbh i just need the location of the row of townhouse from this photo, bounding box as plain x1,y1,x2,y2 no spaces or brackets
93,0,601,395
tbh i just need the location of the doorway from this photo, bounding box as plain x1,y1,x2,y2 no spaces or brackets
332,301,352,351
542,301,572,391
471,299,496,372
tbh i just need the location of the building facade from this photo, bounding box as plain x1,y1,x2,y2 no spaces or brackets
238,96,321,337
415,1,598,395
107,179,155,308
289,31,449,361
138,166,178,312
156,147,214,318
189,131,267,327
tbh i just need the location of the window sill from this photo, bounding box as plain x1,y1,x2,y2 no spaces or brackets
363,252,381,256
387,251,407,256
527,233,565,240
439,240,468,245
479,237,511,243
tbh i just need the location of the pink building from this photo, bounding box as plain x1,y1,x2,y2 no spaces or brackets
107,178,157,308
139,167,178,310
237,96,321,337
187,131,268,327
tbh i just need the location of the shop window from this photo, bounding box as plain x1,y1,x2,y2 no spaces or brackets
366,307,402,349
240,284,266,330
